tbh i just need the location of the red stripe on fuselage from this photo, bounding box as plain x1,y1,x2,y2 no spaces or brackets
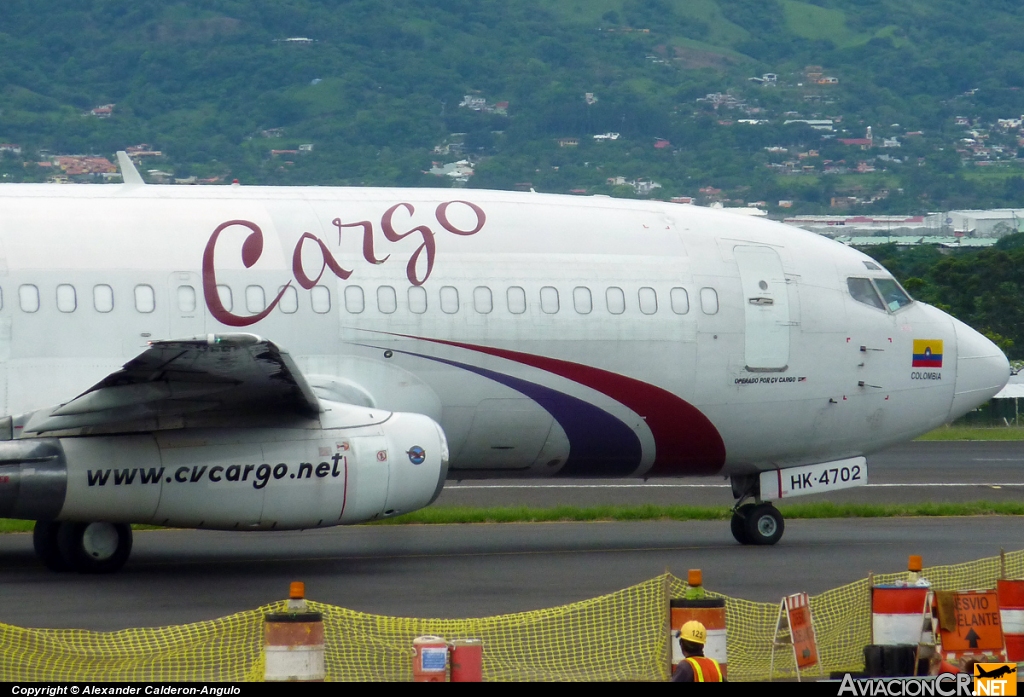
375,332,726,476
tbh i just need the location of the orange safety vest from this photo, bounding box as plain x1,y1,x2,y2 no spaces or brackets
685,656,723,682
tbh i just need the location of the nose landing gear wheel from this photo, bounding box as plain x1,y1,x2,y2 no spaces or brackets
56,522,133,573
744,503,784,546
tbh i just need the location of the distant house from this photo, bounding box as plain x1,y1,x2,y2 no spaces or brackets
671,196,694,204
556,138,579,147
298,144,314,152
90,104,115,118
784,119,834,131
593,132,620,141
0,144,21,155
55,156,117,176
460,95,487,111
840,138,873,149
653,139,671,149
271,149,299,157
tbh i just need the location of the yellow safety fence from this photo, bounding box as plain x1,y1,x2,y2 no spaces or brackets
1,549,1022,682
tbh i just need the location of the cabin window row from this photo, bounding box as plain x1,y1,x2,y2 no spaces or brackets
7,283,722,318
342,285,720,316
13,284,147,314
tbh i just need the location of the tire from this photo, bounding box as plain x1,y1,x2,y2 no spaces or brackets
743,503,784,546
730,504,754,544
57,522,133,574
33,521,72,572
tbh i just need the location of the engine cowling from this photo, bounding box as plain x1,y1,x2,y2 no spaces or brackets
0,408,448,530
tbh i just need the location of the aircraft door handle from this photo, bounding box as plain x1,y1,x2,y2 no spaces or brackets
748,297,774,305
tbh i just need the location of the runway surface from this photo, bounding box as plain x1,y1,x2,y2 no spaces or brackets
436,441,1024,507
0,441,1021,631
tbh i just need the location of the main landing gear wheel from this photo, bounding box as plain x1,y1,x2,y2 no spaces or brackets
55,522,133,574
730,504,755,544
743,503,784,546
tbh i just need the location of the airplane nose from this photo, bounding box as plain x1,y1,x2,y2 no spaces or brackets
949,318,1010,421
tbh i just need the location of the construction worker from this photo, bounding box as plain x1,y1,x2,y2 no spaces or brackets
671,620,724,682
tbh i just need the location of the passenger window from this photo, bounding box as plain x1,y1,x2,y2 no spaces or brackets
217,285,233,312
278,286,298,314
440,286,460,314
344,285,364,313
311,286,331,314
19,284,39,313
700,287,719,315
874,278,912,312
377,286,397,314
670,288,690,315
246,286,266,313
540,286,559,314
606,287,625,315
573,287,592,314
638,287,658,315
408,286,427,314
177,285,196,313
134,284,155,313
56,284,77,313
473,286,492,314
507,286,527,314
847,278,885,311
93,285,113,313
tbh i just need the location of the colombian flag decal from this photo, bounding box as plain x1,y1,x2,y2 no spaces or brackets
912,339,943,368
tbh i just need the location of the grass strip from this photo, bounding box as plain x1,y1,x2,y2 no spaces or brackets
2,502,1020,533
370,501,1024,524
916,425,1024,441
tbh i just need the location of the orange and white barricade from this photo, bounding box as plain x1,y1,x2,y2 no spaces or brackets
263,582,326,682
670,598,728,678
770,592,820,681
872,586,931,646
996,579,1024,662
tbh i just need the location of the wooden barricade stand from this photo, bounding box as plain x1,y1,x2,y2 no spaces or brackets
770,592,821,682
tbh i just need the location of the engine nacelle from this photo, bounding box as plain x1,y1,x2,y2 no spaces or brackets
0,408,448,530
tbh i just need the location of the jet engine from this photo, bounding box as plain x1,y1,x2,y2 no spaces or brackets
0,405,448,572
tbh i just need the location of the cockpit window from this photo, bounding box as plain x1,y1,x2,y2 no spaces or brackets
848,278,885,310
863,261,881,270
873,278,912,312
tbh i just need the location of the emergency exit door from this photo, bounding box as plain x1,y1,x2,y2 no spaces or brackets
734,245,790,371
168,271,206,340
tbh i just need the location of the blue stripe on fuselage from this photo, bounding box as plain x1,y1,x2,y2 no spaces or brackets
384,348,642,476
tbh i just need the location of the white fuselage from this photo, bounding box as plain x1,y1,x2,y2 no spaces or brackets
0,184,1008,482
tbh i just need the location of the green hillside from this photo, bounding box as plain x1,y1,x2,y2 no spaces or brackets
1,0,1024,213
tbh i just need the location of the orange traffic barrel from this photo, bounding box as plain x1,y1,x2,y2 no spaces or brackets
670,598,727,679
264,583,325,682
871,586,930,645
413,636,449,682
450,639,483,682
997,579,1024,661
